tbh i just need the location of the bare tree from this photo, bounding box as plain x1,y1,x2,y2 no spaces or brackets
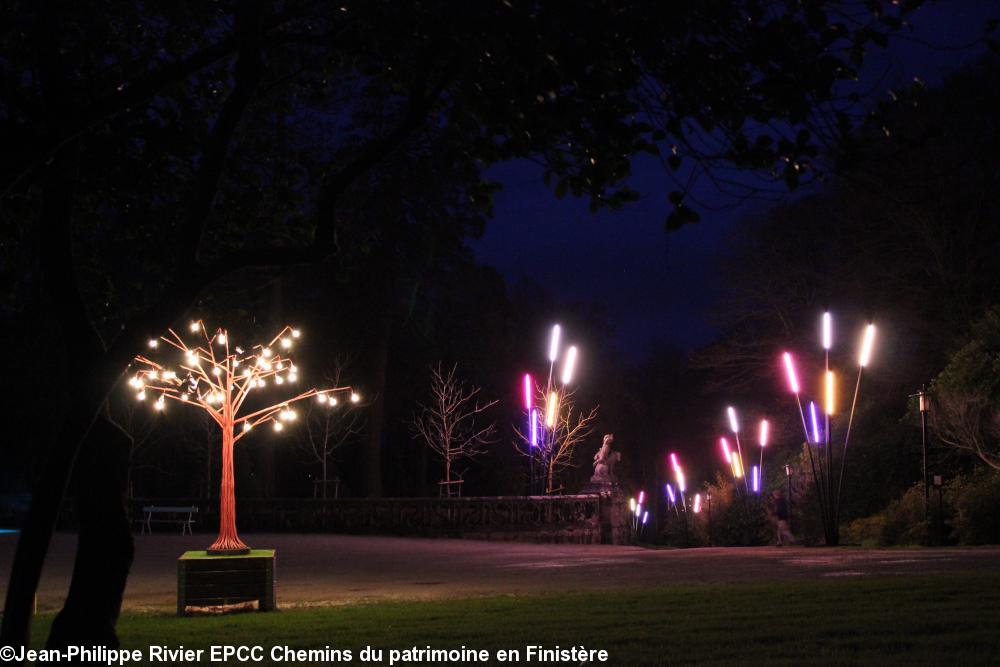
297,361,369,498
106,389,163,456
409,363,497,495
927,306,1000,472
931,392,1000,472
515,385,599,494
105,390,167,499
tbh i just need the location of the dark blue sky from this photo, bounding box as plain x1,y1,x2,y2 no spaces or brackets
473,2,995,359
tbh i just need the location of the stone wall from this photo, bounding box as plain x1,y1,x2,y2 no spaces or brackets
117,494,630,544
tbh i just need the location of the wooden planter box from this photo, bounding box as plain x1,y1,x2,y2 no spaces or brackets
177,550,275,615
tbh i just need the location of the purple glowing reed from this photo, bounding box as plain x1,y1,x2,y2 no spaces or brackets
530,408,538,447
665,483,676,504
809,400,821,444
752,465,760,493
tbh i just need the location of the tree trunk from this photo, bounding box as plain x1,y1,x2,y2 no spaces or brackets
46,416,134,651
1,390,104,648
364,326,389,498
210,424,246,552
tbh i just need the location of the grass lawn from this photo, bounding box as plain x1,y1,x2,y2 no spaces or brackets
26,574,1000,666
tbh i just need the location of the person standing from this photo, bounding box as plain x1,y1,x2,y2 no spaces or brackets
770,489,796,546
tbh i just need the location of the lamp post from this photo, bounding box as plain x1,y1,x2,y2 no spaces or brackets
919,387,930,545
706,493,713,546
784,464,793,533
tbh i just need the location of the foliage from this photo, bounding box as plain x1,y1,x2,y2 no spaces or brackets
929,305,1000,470
841,469,1000,546
950,469,1000,545
660,474,769,547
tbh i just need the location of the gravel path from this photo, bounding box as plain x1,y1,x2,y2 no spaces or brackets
2,532,998,612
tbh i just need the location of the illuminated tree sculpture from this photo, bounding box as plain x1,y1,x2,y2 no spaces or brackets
130,321,359,554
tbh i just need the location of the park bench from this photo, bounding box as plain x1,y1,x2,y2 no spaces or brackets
139,505,198,535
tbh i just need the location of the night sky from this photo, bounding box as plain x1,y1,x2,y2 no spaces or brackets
474,2,995,359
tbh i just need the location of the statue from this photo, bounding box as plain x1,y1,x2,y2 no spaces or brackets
591,433,620,484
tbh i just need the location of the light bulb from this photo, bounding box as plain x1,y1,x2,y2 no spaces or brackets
350,392,360,403
281,338,292,349
243,422,252,432
217,333,227,345
148,339,158,348
317,394,328,403
273,421,283,432
291,329,301,338
189,321,200,333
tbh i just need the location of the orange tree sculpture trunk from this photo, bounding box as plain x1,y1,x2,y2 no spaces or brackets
210,423,246,552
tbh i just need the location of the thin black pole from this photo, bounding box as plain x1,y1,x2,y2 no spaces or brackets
826,416,834,543
707,495,713,546
796,395,829,540
834,367,863,530
825,350,834,543
786,469,794,533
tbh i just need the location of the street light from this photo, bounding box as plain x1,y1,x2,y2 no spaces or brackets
914,386,931,544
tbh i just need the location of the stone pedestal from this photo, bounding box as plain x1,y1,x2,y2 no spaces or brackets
177,549,275,615
579,482,629,545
